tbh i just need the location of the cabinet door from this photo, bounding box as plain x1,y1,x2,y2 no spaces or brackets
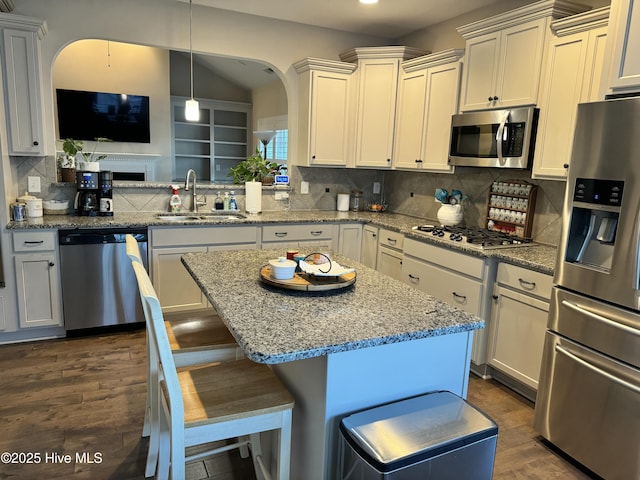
338,223,362,262
14,254,62,328
488,285,549,389
151,246,208,313
421,62,460,172
606,0,640,93
459,32,501,111
1,27,44,155
533,26,608,179
361,225,378,269
496,18,546,108
354,59,399,168
393,69,428,169
309,70,351,166
376,246,403,282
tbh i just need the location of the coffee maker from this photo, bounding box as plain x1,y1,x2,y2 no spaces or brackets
99,170,113,216
74,171,99,216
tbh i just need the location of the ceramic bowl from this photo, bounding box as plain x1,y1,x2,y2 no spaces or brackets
269,257,297,280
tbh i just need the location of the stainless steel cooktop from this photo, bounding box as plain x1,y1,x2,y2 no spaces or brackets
411,225,534,250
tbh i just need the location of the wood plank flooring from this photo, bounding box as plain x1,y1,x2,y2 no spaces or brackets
0,328,600,479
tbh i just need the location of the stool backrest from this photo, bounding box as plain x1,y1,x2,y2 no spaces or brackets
126,234,144,264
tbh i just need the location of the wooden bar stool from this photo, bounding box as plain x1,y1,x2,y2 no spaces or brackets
125,234,243,477
131,260,294,479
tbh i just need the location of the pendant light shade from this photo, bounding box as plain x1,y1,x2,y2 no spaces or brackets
185,0,200,122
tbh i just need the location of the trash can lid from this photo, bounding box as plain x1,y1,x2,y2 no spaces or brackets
340,391,497,472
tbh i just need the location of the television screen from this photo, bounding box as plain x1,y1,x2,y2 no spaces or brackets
56,89,151,143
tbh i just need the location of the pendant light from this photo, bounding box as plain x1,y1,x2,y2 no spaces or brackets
185,0,200,121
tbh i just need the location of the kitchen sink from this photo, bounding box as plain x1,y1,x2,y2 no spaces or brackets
155,212,246,221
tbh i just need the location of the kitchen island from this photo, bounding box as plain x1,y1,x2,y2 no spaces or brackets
181,249,484,479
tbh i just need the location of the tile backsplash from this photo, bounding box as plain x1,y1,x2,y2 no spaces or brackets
14,156,565,246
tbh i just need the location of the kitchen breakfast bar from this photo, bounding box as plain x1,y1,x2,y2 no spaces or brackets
181,249,484,479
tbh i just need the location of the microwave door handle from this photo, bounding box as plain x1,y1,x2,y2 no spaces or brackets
495,111,510,166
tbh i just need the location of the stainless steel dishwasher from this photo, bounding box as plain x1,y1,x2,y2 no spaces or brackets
58,228,148,331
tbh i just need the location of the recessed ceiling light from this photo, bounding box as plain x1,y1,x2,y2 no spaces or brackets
360,0,378,4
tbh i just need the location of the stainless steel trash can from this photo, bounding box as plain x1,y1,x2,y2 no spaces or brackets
338,391,498,480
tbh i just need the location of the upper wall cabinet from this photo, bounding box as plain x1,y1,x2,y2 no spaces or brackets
294,58,357,167
340,47,426,169
533,7,609,179
393,49,464,172
602,0,640,96
457,0,589,112
0,14,46,156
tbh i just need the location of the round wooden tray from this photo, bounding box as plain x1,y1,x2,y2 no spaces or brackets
259,265,356,291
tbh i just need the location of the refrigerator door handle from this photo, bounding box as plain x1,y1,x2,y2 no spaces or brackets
555,344,640,394
561,300,640,336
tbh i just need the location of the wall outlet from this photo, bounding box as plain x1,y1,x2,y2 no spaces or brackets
373,182,381,194
28,176,41,193
300,181,309,194
275,192,289,201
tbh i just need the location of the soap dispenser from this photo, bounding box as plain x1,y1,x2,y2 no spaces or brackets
229,191,238,210
169,185,182,212
214,192,224,210
223,191,230,210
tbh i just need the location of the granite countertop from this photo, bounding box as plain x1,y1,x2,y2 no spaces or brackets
7,210,557,274
181,249,484,364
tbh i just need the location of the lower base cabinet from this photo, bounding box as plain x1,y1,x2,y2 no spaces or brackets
361,225,378,268
487,263,552,396
402,238,495,371
376,229,404,281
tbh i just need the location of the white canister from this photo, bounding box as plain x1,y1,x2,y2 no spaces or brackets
25,198,43,218
245,181,262,214
437,203,463,226
337,193,350,212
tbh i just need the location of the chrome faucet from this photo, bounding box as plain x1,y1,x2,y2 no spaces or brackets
184,169,206,212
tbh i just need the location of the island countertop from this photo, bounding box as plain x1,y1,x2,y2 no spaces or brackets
181,249,484,364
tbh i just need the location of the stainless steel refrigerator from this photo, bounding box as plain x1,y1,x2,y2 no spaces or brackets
534,97,640,480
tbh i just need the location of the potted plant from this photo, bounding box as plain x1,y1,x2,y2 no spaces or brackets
58,138,83,182
75,137,111,171
228,147,276,213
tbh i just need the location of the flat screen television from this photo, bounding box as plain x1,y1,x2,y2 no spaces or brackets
56,89,151,143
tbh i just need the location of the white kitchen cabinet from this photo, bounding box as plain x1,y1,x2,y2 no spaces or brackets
603,0,640,95
293,58,356,166
0,14,46,156
376,229,404,281
13,231,62,328
533,8,609,179
488,263,552,395
402,238,496,372
340,47,426,169
361,225,379,269
150,226,258,312
394,50,463,172
457,1,588,112
261,223,337,252
338,223,362,262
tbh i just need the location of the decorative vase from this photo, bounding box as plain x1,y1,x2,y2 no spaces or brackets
245,181,262,214
437,203,463,226
77,161,100,172
60,167,76,183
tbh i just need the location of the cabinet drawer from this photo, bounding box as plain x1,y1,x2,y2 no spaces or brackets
151,225,258,247
262,224,333,242
13,231,56,252
378,229,404,250
497,263,552,299
404,238,484,279
403,256,482,315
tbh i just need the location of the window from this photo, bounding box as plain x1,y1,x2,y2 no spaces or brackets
257,115,288,167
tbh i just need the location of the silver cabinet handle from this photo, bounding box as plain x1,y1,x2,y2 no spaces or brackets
274,232,288,237
310,230,323,236
518,278,536,289
561,300,640,336
452,292,467,302
555,344,640,394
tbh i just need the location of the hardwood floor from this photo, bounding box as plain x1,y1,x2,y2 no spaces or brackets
0,328,599,479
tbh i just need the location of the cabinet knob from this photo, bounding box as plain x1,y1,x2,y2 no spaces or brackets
563,163,569,169
311,155,316,159
33,140,39,146
488,96,493,102
492,294,499,300
415,159,423,163
48,262,55,267
387,158,391,163
493,96,499,101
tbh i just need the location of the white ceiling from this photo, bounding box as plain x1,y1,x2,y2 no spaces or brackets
186,0,527,90
191,0,516,38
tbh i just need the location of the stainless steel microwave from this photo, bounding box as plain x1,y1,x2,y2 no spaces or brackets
448,107,539,168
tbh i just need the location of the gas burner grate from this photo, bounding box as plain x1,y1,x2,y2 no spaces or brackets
412,225,534,250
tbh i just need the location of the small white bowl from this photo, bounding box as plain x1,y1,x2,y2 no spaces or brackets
269,257,297,280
